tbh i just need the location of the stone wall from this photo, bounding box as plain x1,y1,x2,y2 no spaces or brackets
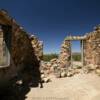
84,25,100,67
30,35,43,61
59,40,71,68
0,10,41,89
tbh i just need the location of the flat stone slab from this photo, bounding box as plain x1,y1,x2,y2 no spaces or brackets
65,36,86,40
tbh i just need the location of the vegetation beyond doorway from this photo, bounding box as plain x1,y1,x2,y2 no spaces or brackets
43,53,58,61
71,41,81,62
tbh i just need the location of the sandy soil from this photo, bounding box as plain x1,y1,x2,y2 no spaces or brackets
26,73,100,100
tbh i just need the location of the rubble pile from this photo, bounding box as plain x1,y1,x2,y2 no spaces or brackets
40,61,100,81
40,58,60,80
82,64,100,76
40,59,83,80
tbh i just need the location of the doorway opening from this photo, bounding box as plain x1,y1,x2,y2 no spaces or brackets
71,40,83,67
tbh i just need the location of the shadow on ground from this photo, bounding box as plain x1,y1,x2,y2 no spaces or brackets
0,61,43,100
0,83,30,100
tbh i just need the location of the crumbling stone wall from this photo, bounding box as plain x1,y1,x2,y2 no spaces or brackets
0,10,41,89
59,40,71,68
84,26,100,67
30,35,43,61
40,40,72,79
59,26,100,68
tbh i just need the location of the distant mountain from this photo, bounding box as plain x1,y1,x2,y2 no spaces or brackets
72,52,81,55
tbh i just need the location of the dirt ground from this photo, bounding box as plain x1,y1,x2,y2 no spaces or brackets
26,73,100,100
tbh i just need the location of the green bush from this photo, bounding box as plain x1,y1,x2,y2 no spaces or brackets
43,53,58,61
72,53,81,61
43,53,81,62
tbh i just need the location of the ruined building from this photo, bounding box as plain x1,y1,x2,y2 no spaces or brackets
41,25,100,78
0,9,100,91
59,25,100,68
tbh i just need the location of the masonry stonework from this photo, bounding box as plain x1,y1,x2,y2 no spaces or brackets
84,26,100,67
0,10,42,90
59,40,71,68
30,35,43,61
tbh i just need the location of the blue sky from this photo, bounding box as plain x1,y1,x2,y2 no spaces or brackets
0,0,100,53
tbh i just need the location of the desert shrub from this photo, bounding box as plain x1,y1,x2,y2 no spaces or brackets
43,53,58,61
72,53,81,61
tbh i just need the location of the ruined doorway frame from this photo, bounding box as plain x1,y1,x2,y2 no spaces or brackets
70,40,84,67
